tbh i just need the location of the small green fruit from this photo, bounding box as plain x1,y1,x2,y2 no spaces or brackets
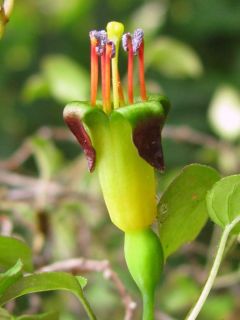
124,228,164,320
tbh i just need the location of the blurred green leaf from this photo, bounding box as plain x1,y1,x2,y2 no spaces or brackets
208,86,240,141
22,74,50,103
31,136,64,179
200,294,234,320
0,272,88,311
206,174,240,233
160,274,199,314
41,55,89,103
146,37,203,78
158,164,220,258
36,0,93,27
0,260,23,295
129,1,168,36
0,236,33,273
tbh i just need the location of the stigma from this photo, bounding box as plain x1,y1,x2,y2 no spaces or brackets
89,21,147,112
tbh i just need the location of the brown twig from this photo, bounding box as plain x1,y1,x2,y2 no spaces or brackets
0,124,235,171
38,258,136,320
214,270,240,289
0,141,32,170
0,215,13,235
0,169,100,206
0,127,72,171
162,125,231,151
155,310,177,320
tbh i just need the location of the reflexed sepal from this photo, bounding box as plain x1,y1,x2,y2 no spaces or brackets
63,102,106,172
115,95,170,171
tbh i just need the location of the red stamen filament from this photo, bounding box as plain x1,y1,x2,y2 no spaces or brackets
127,37,134,104
90,39,98,106
103,43,112,113
101,50,106,107
138,41,147,101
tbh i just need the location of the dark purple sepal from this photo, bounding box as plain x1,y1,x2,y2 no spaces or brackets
64,113,96,172
133,116,165,171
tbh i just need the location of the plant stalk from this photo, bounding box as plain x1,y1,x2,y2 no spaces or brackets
186,215,240,320
143,291,155,320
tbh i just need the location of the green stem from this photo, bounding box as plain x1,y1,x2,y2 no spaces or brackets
142,291,155,320
186,215,240,320
80,293,98,320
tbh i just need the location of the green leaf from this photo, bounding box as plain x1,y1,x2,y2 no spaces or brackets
206,174,240,233
0,260,23,295
42,55,89,103
22,74,50,103
16,311,59,320
146,37,203,78
129,2,168,36
0,236,33,273
158,164,220,258
31,136,63,179
0,273,94,319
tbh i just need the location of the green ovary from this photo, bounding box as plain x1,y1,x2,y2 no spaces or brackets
92,113,156,232
124,228,164,320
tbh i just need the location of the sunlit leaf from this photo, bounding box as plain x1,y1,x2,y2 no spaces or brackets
206,174,240,233
42,55,89,103
208,86,240,141
146,37,203,78
0,236,33,273
158,164,220,258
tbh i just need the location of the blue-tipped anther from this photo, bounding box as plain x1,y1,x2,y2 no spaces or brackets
90,30,108,56
132,28,144,55
122,32,131,52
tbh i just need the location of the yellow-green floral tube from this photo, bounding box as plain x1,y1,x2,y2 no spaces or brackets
93,112,157,232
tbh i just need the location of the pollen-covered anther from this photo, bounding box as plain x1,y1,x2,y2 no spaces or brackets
95,30,108,56
89,30,98,40
132,28,147,101
122,32,132,52
132,28,144,55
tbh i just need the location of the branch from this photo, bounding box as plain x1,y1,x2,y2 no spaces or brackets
0,215,12,236
38,258,136,320
0,125,234,171
163,125,231,151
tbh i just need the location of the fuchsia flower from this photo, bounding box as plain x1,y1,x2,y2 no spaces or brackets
63,21,170,232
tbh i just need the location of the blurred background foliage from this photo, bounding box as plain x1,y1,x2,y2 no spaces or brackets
0,0,240,319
